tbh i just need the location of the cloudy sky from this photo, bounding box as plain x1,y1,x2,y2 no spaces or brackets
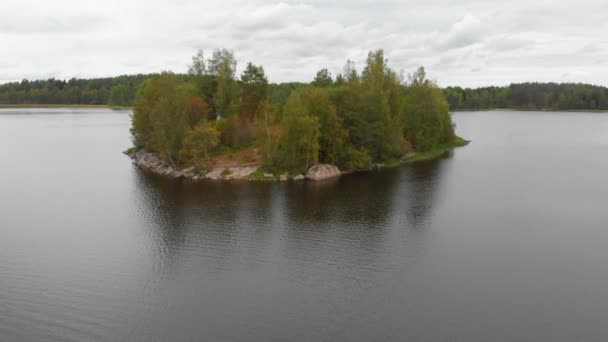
1,0,607,87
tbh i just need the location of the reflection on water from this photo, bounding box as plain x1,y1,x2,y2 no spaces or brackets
132,158,446,274
401,157,450,226
125,157,448,341
4,109,608,341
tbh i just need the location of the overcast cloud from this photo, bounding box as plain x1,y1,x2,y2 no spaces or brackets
1,0,607,87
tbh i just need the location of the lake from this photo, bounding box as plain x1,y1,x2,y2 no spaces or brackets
1,108,608,341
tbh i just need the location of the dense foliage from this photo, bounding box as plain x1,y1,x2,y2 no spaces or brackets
445,83,608,111
130,49,458,174
3,71,607,114
0,75,151,106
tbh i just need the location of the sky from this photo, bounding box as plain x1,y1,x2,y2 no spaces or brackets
1,0,607,87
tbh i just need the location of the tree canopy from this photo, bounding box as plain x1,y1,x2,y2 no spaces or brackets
2,70,606,114
129,49,460,174
0,74,152,106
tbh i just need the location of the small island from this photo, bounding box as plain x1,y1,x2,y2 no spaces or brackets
126,49,468,181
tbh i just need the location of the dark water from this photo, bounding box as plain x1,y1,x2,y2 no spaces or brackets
1,108,608,341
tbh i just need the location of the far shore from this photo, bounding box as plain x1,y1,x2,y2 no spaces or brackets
452,108,608,113
3,104,605,113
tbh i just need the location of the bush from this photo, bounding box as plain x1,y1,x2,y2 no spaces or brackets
341,147,372,170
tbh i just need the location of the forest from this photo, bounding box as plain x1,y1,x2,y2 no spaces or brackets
129,49,461,174
3,69,607,113
0,74,151,106
0,73,312,109
444,83,608,111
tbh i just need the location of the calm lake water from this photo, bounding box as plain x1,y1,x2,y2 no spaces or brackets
1,108,608,341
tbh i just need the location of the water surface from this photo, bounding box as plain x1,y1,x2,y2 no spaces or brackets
1,108,608,341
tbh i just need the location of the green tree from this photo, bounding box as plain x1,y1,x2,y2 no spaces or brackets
359,50,404,161
188,49,206,76
108,84,130,106
208,49,238,118
240,62,268,122
334,74,346,86
312,68,333,87
403,67,455,151
131,73,188,164
343,59,359,83
275,92,320,173
253,99,281,165
180,121,220,165
301,87,346,164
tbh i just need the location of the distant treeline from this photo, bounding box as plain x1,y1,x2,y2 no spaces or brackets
444,83,608,111
0,74,308,108
0,75,152,106
3,73,607,112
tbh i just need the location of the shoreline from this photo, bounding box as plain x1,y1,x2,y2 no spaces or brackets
128,137,470,182
452,108,608,113
3,104,604,113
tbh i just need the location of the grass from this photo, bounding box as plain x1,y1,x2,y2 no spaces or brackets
123,146,141,156
248,169,265,181
248,166,288,181
404,136,470,163
381,159,402,169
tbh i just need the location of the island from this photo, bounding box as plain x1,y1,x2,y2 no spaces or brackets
123,48,468,181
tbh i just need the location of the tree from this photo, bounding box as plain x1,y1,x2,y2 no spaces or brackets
252,99,281,165
207,49,238,118
334,73,346,86
183,95,209,128
180,121,220,166
275,92,320,173
403,67,455,151
108,84,131,106
408,66,428,86
444,86,463,110
207,49,236,78
356,50,404,161
131,73,188,164
312,68,333,87
343,59,359,83
188,49,206,76
240,62,268,122
301,87,346,164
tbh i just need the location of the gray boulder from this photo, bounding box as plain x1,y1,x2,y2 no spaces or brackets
305,164,341,181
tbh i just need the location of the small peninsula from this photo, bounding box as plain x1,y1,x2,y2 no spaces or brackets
126,49,468,181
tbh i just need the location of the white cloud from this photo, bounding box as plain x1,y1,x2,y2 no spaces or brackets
437,14,485,51
0,0,607,87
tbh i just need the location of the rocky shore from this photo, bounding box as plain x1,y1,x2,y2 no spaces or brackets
129,139,468,182
130,150,342,182
131,152,191,178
